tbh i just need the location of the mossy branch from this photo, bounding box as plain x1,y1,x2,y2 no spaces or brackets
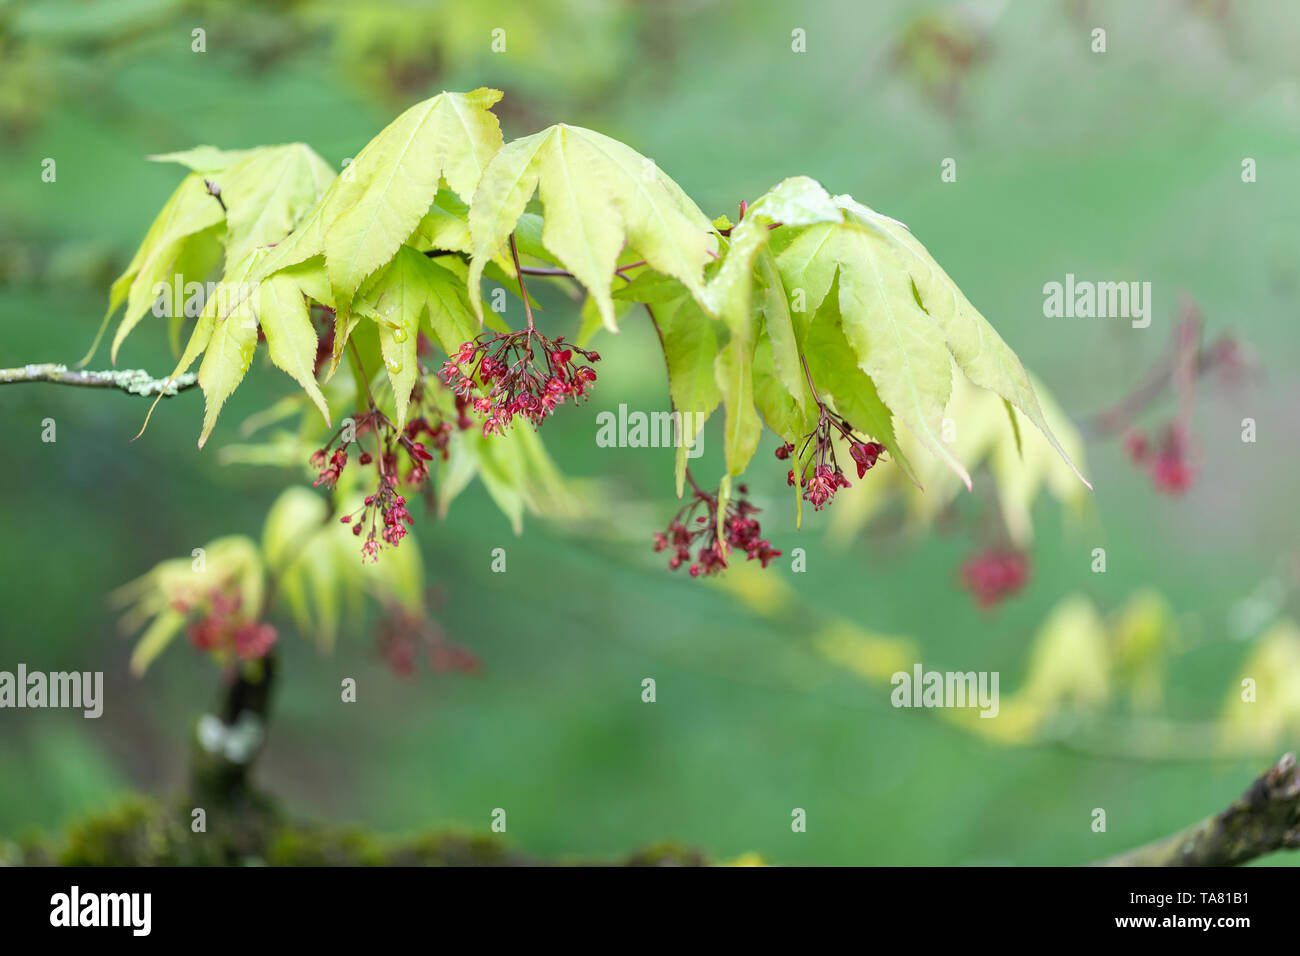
1098,752,1300,866
3,796,708,867
0,363,198,396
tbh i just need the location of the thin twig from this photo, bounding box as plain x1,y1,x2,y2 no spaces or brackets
1082,299,1242,440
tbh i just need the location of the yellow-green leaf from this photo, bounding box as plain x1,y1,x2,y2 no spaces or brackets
839,196,1090,489
257,269,330,425
107,174,225,362
323,88,504,311
196,253,265,447
210,143,336,272
467,124,715,332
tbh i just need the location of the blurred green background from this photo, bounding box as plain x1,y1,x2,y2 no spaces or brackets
2,0,1299,865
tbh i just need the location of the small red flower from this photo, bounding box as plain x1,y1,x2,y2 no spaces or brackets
438,330,600,435
312,448,347,488
780,382,887,512
653,481,781,578
1127,424,1194,497
849,441,885,479
183,590,277,661
959,549,1030,609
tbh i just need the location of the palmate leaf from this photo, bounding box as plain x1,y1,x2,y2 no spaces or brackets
827,223,967,484
824,367,1087,547
761,187,1083,491
466,124,716,333
352,246,477,428
102,146,334,365
115,536,265,675
197,252,265,447
261,487,425,654
148,145,256,174
835,195,1090,489
208,143,336,272
699,175,1087,495
101,173,226,363
135,86,501,444
774,218,964,485
703,175,843,332
797,273,918,484
647,287,722,496
216,89,503,328
114,94,1088,546
257,262,331,426
321,88,504,312
138,251,262,447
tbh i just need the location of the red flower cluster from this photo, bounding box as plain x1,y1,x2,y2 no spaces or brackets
959,549,1030,609
1126,425,1193,496
778,405,888,512
653,481,781,577
310,376,475,560
341,474,414,563
793,463,851,511
401,416,448,485
311,448,347,488
375,607,480,679
179,590,277,661
439,330,599,436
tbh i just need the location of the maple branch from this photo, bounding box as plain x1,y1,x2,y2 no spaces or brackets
1097,752,1300,866
0,363,198,397
1082,298,1246,440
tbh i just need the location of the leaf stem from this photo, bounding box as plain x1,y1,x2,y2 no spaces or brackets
800,353,824,407
347,340,375,411
508,233,536,332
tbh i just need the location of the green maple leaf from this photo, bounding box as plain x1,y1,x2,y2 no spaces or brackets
466,124,716,333
646,287,722,496
197,252,266,447
352,245,477,429
703,175,843,332
799,273,918,487
209,143,336,272
701,175,1087,493
834,194,1088,488
714,329,761,479
147,145,257,174
322,88,504,312
101,173,226,363
257,262,331,426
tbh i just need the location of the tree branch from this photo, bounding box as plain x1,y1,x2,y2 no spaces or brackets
0,363,198,397
1098,752,1300,866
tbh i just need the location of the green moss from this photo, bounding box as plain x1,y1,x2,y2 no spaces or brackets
11,794,711,867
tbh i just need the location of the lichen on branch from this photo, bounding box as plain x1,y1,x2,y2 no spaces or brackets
0,363,198,396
